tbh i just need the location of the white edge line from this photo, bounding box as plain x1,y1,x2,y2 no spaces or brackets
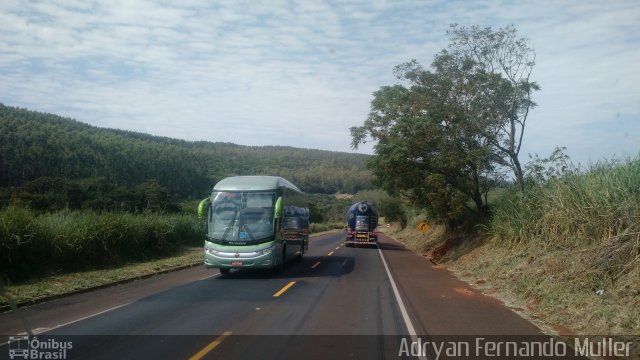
199,273,222,281
47,271,222,331
0,302,133,345
2,272,221,345
377,244,427,360
47,302,133,333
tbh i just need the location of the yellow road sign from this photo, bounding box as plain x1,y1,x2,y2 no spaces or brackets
418,222,430,234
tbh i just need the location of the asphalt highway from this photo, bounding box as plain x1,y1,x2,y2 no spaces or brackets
1,231,559,360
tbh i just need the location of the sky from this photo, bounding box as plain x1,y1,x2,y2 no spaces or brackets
1,0,638,166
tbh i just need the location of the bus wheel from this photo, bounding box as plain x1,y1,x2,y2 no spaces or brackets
220,268,230,275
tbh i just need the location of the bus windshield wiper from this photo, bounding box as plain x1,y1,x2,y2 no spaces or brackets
221,210,239,242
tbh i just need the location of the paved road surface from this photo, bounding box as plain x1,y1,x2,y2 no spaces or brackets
1,231,565,360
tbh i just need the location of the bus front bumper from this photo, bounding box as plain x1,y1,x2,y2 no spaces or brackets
204,244,277,269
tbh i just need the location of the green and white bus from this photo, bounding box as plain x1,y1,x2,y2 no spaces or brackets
199,176,309,274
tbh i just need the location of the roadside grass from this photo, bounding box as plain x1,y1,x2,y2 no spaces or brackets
1,224,343,309
378,208,448,257
386,157,640,335
0,207,203,282
1,246,203,308
448,243,639,335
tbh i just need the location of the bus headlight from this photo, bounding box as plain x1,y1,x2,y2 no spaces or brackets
259,246,274,256
205,248,219,255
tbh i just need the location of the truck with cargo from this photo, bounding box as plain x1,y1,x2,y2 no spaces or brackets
345,200,378,247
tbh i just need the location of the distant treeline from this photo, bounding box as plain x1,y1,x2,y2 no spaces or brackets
0,177,177,213
0,104,374,203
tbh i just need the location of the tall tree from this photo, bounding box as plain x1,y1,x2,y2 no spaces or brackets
351,59,495,223
445,24,539,191
351,24,537,222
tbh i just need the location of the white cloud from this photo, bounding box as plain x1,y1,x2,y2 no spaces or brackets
0,0,638,162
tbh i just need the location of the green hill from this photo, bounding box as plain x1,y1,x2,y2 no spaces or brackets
0,104,373,201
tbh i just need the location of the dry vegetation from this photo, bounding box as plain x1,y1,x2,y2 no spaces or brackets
384,158,640,336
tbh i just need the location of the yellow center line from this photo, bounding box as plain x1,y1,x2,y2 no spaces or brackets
189,331,232,360
311,261,321,269
328,251,334,256
273,281,296,297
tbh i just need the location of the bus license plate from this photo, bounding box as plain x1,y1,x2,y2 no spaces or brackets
230,260,243,266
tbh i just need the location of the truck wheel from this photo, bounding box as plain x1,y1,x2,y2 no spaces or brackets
297,239,304,261
276,246,286,273
220,268,230,275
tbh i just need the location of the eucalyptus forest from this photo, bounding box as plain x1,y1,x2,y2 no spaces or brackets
0,104,374,212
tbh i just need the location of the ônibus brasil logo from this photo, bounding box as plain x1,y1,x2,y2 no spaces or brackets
8,336,73,360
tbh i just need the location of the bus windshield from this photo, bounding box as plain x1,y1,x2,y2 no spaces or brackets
207,191,275,244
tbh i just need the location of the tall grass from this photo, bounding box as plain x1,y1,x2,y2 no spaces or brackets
491,158,640,248
490,157,640,285
0,207,202,282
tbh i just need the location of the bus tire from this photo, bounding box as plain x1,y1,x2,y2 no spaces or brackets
220,268,230,275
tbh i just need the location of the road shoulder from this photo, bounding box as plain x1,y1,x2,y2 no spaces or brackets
377,233,542,335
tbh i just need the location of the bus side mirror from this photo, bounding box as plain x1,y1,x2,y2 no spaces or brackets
197,198,210,219
274,197,282,231
274,197,282,218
